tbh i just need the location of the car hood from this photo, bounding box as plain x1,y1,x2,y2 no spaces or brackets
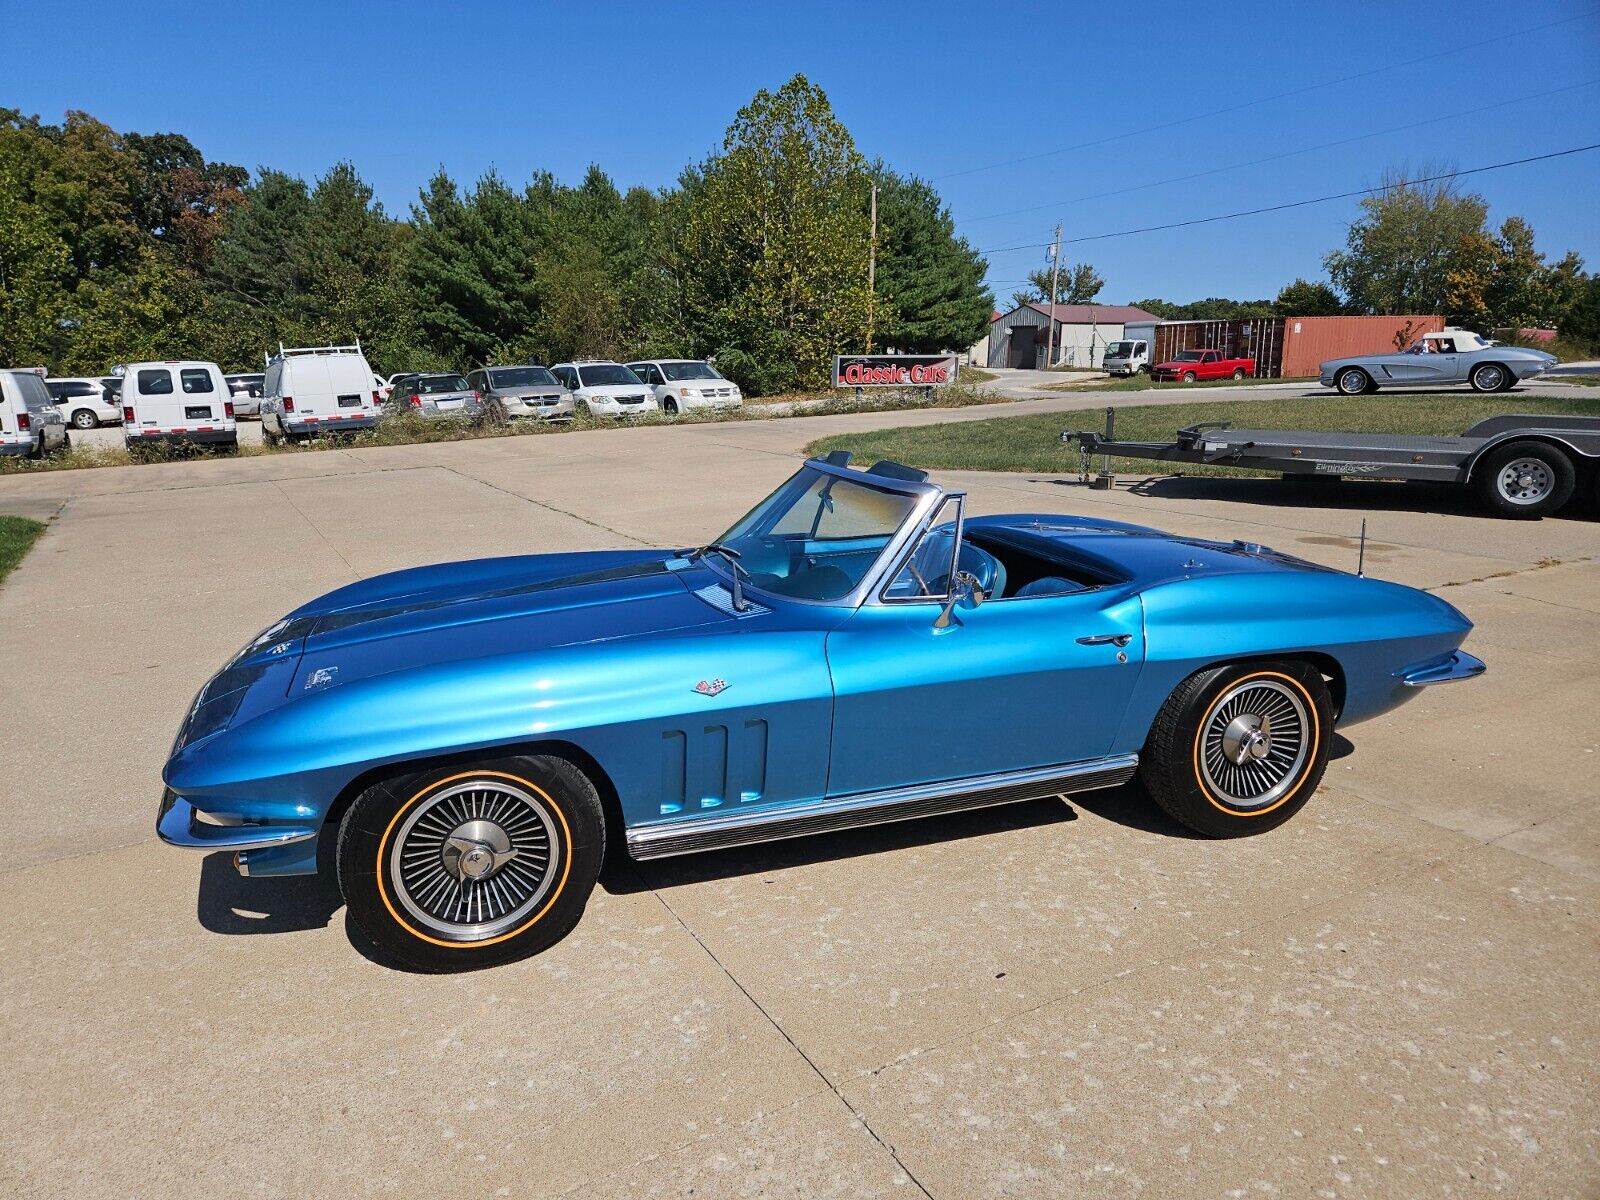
293,550,719,656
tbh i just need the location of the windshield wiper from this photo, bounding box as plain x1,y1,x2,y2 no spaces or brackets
686,542,751,612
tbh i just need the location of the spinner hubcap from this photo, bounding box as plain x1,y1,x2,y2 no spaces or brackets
1199,679,1311,810
389,780,560,941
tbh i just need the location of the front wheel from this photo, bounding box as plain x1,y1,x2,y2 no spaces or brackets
1139,660,1332,838
663,398,679,416
1182,371,1197,383
1469,362,1508,393
1335,367,1372,395
338,755,604,972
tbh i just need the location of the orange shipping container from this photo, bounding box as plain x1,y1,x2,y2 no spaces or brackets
1280,315,1445,378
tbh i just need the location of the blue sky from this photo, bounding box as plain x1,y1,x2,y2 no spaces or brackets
8,0,1599,307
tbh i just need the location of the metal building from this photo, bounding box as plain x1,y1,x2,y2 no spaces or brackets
986,303,1164,370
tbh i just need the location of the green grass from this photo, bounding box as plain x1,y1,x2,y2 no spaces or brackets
0,515,46,585
1035,374,1307,393
958,367,998,385
805,393,1600,478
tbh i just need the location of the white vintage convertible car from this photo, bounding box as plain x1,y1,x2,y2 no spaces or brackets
1321,330,1556,395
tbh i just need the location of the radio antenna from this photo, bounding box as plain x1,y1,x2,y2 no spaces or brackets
1356,520,1367,577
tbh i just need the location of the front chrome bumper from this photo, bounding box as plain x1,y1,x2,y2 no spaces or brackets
156,790,318,851
1400,650,1487,687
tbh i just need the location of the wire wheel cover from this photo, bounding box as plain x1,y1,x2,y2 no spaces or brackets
1199,679,1311,810
389,780,560,940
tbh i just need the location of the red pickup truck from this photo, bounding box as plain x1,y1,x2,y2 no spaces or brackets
1149,349,1255,383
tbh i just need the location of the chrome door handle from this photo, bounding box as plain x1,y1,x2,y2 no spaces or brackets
1077,633,1132,647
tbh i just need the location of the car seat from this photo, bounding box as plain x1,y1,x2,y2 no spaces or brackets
887,528,1006,599
1011,576,1088,599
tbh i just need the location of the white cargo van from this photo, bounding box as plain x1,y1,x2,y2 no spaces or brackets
119,361,238,448
260,343,380,443
0,369,70,458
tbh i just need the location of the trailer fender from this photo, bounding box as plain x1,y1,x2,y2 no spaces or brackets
1461,432,1594,482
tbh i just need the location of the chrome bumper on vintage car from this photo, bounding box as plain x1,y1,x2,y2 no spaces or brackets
1400,650,1487,687
155,790,318,852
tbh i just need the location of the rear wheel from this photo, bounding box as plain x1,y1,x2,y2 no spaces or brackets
338,754,604,972
71,408,98,430
1139,660,1332,838
1472,440,1575,518
1231,368,1246,380
1469,362,1509,393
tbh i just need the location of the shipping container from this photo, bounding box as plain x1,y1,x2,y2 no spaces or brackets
1279,315,1445,378
1152,319,1284,378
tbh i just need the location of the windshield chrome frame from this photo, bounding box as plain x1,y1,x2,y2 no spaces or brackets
697,457,947,610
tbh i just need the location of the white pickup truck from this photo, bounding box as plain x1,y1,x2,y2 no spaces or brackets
1102,338,1152,376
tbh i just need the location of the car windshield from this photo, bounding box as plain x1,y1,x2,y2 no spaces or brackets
1174,350,1207,362
705,466,921,603
417,374,471,394
577,364,642,387
488,366,557,388
1105,342,1135,356
661,361,724,381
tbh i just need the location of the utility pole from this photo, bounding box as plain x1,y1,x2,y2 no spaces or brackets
866,184,878,353
1044,222,1062,369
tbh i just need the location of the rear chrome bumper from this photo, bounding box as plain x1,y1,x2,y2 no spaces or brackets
1401,650,1487,687
156,790,318,851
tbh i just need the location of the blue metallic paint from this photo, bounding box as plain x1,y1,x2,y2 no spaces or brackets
159,461,1478,875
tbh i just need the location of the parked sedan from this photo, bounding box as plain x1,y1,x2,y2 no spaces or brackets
386,373,484,421
156,451,1482,972
467,365,575,421
1321,330,1556,395
45,377,122,428
626,359,743,415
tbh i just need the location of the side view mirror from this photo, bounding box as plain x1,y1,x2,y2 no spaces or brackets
934,570,984,629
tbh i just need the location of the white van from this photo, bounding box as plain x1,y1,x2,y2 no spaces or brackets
119,361,238,448
0,369,70,458
260,343,380,443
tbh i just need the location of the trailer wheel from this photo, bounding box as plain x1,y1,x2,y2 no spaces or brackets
1469,362,1509,393
1473,440,1575,518
1335,367,1373,396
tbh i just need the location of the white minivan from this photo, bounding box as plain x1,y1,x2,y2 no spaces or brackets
119,361,238,448
260,343,380,443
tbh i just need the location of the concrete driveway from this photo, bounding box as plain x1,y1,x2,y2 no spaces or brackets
2,406,1597,1198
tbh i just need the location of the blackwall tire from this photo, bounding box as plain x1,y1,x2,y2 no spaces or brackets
1139,660,1333,838
338,754,605,972
1472,440,1575,518
71,409,98,430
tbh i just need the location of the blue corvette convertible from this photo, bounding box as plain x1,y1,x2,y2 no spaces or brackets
158,453,1483,970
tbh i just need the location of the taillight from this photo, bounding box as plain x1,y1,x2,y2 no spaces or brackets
224,401,234,418
410,394,422,407
283,397,294,412
473,391,481,402
17,412,30,430
371,391,380,405
122,405,135,422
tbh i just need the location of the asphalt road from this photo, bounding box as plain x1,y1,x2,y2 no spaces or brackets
2,404,1597,1198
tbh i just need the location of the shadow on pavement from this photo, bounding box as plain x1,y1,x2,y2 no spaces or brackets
196,849,341,935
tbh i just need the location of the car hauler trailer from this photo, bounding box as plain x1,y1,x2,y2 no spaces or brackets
1062,412,1600,519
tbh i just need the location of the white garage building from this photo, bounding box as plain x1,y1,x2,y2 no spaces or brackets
984,302,1164,370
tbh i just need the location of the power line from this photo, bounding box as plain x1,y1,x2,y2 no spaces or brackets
973,143,1600,258
959,78,1600,226
931,10,1596,183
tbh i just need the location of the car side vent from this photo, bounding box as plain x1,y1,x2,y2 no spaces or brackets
658,720,768,815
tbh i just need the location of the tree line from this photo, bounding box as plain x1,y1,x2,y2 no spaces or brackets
0,76,993,394
1006,173,1598,352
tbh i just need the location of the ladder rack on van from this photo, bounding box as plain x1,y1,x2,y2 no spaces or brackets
268,341,365,363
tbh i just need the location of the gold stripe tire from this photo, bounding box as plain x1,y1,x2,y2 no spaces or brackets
1138,659,1333,839
338,754,605,972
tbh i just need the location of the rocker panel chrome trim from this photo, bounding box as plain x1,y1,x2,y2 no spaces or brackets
626,755,1139,860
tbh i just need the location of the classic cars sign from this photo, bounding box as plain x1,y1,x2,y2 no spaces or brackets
833,354,959,388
